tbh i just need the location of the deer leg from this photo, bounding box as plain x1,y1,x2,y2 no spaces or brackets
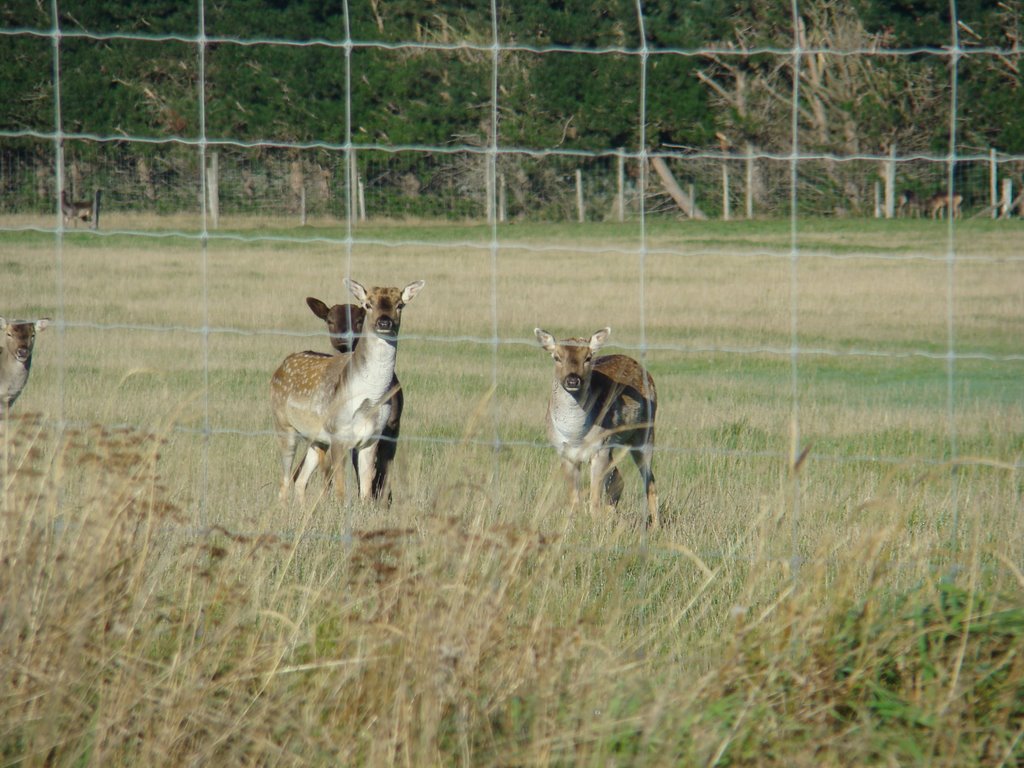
562,458,582,511
355,442,379,501
277,430,299,502
589,448,618,514
631,443,659,529
294,444,322,504
329,441,348,501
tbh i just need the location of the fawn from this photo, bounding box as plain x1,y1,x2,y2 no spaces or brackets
535,327,658,527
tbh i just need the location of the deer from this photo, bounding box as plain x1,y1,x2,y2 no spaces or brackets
896,189,921,218
928,191,963,220
271,279,424,504
1,317,50,417
60,190,92,228
535,327,659,528
303,297,404,503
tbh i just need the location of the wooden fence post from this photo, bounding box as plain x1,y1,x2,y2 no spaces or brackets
883,145,895,219
91,189,101,230
208,151,219,229
990,148,999,219
745,143,754,219
575,169,585,223
498,173,506,223
485,162,493,224
722,155,730,221
616,152,625,222
348,149,358,224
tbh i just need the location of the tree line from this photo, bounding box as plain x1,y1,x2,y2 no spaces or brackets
1,0,1021,218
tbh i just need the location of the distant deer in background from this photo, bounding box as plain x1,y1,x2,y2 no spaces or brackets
896,190,921,218
60,190,92,228
304,297,404,504
271,279,424,504
928,191,963,220
535,327,659,528
1,317,50,416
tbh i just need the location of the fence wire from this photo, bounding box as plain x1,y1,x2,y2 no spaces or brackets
1,0,1022,570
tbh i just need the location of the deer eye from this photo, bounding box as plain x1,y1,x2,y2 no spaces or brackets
363,302,372,310
552,354,562,363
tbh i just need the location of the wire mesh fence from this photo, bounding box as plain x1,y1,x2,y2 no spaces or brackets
1,1,1022,571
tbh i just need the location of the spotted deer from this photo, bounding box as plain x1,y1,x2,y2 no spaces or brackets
304,296,403,503
928,191,963,220
535,327,658,528
1,317,50,416
271,279,424,504
60,190,92,228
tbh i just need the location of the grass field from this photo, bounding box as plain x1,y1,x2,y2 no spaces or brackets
2,216,1023,765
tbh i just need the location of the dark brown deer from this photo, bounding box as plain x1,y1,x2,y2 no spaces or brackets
271,280,424,504
535,327,658,528
60,190,92,228
1,317,50,416
896,190,921,218
304,297,403,503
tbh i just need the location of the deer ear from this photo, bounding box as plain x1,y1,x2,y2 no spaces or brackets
401,280,426,304
344,279,367,303
306,297,329,319
534,328,556,353
589,327,610,352
35,318,50,332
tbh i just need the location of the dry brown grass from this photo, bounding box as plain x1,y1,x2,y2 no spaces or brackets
2,218,1023,764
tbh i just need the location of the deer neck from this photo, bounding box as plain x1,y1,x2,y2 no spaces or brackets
347,332,398,400
547,378,597,442
0,349,30,401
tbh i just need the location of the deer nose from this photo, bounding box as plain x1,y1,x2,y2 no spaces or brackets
375,316,394,333
563,374,582,391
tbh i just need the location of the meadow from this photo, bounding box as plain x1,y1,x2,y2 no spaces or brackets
2,215,1023,766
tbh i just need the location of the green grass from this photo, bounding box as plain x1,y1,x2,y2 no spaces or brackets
2,217,1023,765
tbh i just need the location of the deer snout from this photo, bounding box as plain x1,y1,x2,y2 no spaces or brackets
375,316,395,334
14,347,30,362
562,373,583,392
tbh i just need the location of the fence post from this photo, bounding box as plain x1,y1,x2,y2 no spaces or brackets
575,169,585,223
745,143,754,219
91,189,101,230
348,149,358,224
486,163,494,224
498,173,506,223
208,151,219,229
357,179,366,222
883,145,895,219
874,181,881,218
990,148,999,219
300,186,306,226
617,152,625,222
1001,177,1013,218
722,157,730,221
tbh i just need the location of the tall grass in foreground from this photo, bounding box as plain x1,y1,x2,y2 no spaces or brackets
3,412,1022,767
